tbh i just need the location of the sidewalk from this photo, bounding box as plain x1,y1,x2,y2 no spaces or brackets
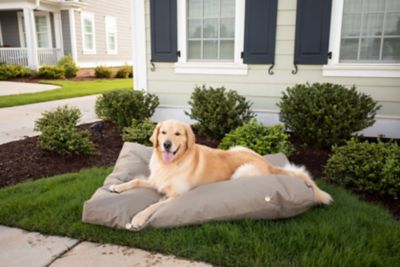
0,81,59,96
0,95,99,145
0,225,211,267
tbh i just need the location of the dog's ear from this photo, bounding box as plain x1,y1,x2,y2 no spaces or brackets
150,122,161,148
185,123,196,149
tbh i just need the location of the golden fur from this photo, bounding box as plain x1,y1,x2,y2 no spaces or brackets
110,119,332,230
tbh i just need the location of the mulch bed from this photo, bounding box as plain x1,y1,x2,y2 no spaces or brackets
0,122,398,219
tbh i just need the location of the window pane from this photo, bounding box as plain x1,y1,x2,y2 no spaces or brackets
85,34,93,50
387,0,400,11
84,19,93,33
188,19,202,38
343,0,362,14
188,0,202,18
204,0,219,18
188,40,201,59
221,0,235,17
359,38,380,60
220,18,234,38
203,18,218,38
340,38,359,60
382,38,400,61
362,13,383,36
385,13,400,36
35,16,47,33
37,33,48,48
220,40,234,60
203,40,218,59
363,0,384,12
108,35,115,50
342,14,361,37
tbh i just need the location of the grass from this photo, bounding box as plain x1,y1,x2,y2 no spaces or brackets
0,79,133,108
0,168,399,267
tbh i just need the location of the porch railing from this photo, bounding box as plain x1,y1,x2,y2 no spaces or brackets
0,48,28,66
0,48,63,67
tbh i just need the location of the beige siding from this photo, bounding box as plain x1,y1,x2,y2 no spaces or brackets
144,0,400,117
75,0,132,65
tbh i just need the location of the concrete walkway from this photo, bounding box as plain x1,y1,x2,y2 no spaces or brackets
0,81,59,96
0,95,99,145
0,225,211,267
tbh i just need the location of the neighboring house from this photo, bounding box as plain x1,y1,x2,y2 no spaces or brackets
131,0,400,138
0,0,132,69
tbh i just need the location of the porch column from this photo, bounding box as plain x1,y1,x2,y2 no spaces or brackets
23,8,39,69
53,11,64,60
68,9,78,63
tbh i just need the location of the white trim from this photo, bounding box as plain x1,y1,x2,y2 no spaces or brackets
325,0,400,78
0,20,3,46
68,9,78,63
151,106,400,139
0,2,36,10
175,0,247,75
132,0,147,91
17,12,26,47
80,11,96,54
78,60,132,68
53,11,63,52
105,16,118,55
23,8,39,69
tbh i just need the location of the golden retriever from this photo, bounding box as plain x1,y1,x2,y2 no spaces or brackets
110,119,332,230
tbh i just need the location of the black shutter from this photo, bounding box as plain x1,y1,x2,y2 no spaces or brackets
150,0,177,62
294,0,332,64
243,0,278,64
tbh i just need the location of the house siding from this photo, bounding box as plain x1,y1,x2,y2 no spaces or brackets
60,10,72,55
0,10,21,47
144,0,400,121
74,0,132,66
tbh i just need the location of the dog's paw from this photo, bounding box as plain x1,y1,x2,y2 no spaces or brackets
109,184,122,193
129,211,149,230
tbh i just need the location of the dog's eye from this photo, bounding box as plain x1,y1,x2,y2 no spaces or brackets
161,131,167,135
175,132,181,136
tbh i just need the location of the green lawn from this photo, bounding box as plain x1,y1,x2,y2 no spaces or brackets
0,79,132,108
0,168,398,266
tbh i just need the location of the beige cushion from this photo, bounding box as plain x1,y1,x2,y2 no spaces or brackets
82,143,317,230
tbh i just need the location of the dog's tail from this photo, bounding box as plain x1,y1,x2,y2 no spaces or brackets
270,163,333,205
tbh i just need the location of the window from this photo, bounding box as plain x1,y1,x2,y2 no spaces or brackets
17,12,52,48
340,0,400,63
105,16,117,54
81,12,96,54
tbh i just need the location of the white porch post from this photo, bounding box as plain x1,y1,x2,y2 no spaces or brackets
23,8,39,69
53,11,64,59
68,9,78,63
132,0,147,91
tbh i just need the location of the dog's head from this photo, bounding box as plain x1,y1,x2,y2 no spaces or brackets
150,119,195,164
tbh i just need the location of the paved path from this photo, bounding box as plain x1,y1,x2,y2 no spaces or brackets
0,95,99,145
0,81,59,96
0,225,211,267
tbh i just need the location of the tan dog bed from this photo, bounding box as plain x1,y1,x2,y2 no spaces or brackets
82,143,318,230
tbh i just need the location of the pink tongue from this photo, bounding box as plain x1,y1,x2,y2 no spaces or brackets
162,152,174,163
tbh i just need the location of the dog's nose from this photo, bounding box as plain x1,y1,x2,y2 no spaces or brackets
163,140,172,150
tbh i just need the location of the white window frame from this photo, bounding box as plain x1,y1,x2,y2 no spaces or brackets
175,0,247,75
0,20,3,46
17,11,52,48
105,16,118,55
323,0,400,78
81,11,96,54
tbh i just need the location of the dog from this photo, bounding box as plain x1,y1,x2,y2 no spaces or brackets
110,119,332,230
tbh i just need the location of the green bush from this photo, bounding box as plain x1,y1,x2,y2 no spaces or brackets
0,63,32,80
122,118,155,146
277,83,380,148
95,65,113,78
57,55,79,78
115,65,133,78
185,85,255,140
34,105,80,131
36,65,65,79
39,125,95,156
35,105,95,155
325,139,400,200
219,119,294,156
95,89,159,128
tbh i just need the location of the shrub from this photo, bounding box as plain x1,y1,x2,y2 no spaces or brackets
57,55,79,78
39,125,95,156
115,65,133,78
34,105,80,131
122,118,155,146
219,119,294,156
325,139,400,200
36,65,65,79
35,105,95,155
95,65,113,78
0,63,32,80
95,89,159,128
185,85,255,140
277,83,380,148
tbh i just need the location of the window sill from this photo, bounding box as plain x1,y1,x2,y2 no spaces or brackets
322,64,400,78
174,62,248,75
